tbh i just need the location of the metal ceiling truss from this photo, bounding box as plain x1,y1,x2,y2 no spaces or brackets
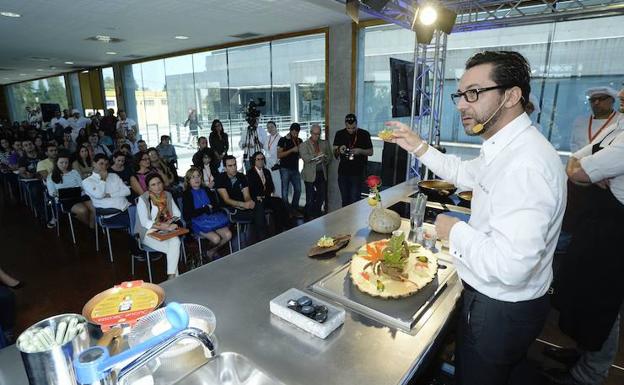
354,1,624,32
408,30,448,179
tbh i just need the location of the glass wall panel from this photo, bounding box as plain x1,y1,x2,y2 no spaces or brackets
119,32,326,174
164,54,195,144
271,34,326,139
102,67,118,112
122,64,143,137
6,75,69,123
357,15,624,158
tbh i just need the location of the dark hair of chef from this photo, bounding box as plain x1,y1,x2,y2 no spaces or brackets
465,51,531,108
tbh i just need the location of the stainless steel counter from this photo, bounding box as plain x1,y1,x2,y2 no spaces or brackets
0,179,463,385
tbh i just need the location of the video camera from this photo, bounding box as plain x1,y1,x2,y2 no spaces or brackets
244,98,266,126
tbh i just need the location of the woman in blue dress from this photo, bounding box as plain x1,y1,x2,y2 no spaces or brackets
182,167,232,260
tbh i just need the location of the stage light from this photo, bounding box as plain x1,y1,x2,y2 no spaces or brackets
419,6,438,26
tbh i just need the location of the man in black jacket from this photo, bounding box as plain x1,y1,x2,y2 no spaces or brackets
246,151,290,233
216,155,266,243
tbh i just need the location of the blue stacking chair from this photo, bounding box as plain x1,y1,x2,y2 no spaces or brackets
94,207,131,263
53,196,77,244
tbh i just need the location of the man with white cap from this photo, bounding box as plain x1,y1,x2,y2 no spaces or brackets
569,86,621,153
68,109,91,141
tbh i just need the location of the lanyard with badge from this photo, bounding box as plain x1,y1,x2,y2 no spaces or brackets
587,111,616,142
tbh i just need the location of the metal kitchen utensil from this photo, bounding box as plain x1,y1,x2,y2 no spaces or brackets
17,313,91,385
128,303,217,373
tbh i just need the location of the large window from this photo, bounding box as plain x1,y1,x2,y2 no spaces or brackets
122,32,327,171
102,67,117,111
357,16,624,157
5,75,68,122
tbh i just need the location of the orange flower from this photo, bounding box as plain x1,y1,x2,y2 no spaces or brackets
362,240,388,262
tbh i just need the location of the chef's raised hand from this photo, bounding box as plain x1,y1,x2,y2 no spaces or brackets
434,214,460,241
385,121,426,155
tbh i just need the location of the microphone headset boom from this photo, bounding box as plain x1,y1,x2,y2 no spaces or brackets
470,92,509,135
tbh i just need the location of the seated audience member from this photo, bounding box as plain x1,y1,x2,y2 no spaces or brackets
7,140,23,170
246,151,290,233
87,133,112,159
127,130,140,154
137,139,148,154
19,139,51,226
36,143,58,180
191,136,209,167
59,131,77,154
216,155,266,242
100,108,117,137
72,144,93,179
47,151,94,227
83,154,131,212
0,138,11,171
33,136,45,158
83,154,140,257
130,151,154,197
147,147,174,187
75,128,89,147
18,139,41,179
192,148,217,189
119,143,134,167
182,167,232,260
135,173,183,280
109,151,132,185
115,136,131,152
98,128,114,151
156,135,177,165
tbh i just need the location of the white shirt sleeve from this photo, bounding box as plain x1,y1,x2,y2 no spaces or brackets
418,146,479,191
449,165,559,287
137,198,155,230
580,138,624,182
107,173,131,198
572,142,593,159
82,174,106,199
172,199,181,218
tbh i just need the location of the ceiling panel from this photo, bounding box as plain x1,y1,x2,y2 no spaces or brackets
0,0,350,84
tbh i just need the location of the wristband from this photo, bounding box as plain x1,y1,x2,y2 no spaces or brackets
410,140,427,156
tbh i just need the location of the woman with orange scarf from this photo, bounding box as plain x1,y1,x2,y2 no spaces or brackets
135,173,183,280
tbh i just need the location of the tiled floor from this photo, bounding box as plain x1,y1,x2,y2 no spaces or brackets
1,189,622,383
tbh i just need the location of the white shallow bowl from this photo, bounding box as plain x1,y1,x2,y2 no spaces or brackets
128,303,216,362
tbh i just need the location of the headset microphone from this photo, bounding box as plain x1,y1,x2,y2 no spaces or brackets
471,94,509,134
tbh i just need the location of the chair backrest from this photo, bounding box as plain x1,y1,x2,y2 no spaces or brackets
127,204,137,235
175,196,187,227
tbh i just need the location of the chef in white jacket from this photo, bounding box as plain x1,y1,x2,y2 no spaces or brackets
569,86,621,153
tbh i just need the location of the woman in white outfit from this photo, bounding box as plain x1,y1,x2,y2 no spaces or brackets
261,121,282,197
135,173,182,280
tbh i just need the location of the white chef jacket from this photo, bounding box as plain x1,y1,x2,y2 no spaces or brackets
419,113,567,302
569,111,622,153
573,119,624,205
50,117,69,129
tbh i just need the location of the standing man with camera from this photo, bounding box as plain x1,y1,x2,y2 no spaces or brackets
333,113,373,207
277,123,303,217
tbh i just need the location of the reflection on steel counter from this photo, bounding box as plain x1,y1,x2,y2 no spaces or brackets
387,201,471,224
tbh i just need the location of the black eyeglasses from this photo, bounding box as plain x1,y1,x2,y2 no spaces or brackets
588,95,611,103
256,157,265,161
345,119,356,124
451,85,508,104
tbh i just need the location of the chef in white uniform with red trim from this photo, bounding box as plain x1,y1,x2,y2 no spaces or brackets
569,87,621,153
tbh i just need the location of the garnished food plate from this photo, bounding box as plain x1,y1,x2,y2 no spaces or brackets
308,235,351,258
